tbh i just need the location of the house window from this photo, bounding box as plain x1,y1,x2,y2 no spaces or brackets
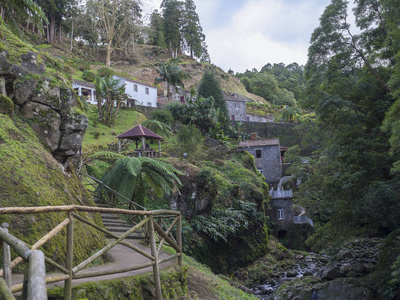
256,150,262,158
145,87,149,95
231,115,235,121
257,168,263,174
278,209,284,220
134,84,138,92
147,102,152,107
247,117,250,122
235,103,239,109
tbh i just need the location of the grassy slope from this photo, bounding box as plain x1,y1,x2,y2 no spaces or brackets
83,106,147,148
0,114,104,265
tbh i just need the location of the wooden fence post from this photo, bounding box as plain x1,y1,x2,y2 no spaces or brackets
149,216,162,300
2,223,12,287
177,215,182,267
27,250,47,299
64,212,74,300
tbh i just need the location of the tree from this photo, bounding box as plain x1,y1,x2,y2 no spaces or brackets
0,0,48,36
154,58,190,100
161,0,182,57
292,0,400,253
95,76,127,125
87,0,141,67
197,71,228,128
148,9,166,47
99,156,182,208
182,0,206,59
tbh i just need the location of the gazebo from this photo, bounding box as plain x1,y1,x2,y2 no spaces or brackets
116,124,164,157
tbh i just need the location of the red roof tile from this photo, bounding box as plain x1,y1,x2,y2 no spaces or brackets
116,124,163,140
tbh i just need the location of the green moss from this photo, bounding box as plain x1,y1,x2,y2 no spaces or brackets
0,94,14,117
0,114,104,268
47,266,188,300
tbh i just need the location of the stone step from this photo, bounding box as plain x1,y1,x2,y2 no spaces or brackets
101,215,121,220
102,222,131,228
105,233,144,240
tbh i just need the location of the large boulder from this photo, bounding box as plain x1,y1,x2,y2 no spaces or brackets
0,50,87,169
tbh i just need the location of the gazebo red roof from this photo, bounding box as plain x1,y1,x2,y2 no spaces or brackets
116,124,163,140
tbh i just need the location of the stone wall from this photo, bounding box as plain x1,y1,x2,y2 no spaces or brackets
270,197,294,231
226,100,246,121
247,144,282,184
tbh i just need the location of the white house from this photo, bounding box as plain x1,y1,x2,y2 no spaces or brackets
72,76,158,108
113,76,158,108
72,80,96,105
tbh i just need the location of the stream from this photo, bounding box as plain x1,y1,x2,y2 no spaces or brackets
251,253,329,299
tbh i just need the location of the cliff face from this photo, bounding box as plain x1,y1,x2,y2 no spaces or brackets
0,24,87,169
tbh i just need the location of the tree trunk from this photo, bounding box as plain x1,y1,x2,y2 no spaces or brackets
50,14,56,43
167,82,171,101
59,18,62,42
106,41,112,68
70,20,74,51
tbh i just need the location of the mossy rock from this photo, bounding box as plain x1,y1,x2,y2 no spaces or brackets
0,94,14,118
0,114,104,267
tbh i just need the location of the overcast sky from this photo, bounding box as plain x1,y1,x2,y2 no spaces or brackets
147,0,331,73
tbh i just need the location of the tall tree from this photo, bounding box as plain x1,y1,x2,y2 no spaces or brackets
289,0,400,254
182,0,206,59
161,0,182,57
197,71,229,127
148,9,166,47
87,0,141,67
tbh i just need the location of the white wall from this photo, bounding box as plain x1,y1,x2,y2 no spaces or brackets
114,76,157,107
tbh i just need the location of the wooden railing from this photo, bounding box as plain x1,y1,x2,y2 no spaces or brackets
0,223,47,300
0,206,182,300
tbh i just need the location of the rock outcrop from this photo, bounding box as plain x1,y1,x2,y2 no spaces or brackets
0,50,87,169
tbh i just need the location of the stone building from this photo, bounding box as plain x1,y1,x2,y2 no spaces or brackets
238,135,282,184
225,94,247,121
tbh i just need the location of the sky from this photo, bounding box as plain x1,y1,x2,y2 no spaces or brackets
146,0,332,73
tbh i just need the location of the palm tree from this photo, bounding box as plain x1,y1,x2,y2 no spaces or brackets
154,58,190,100
280,106,301,122
98,156,183,208
142,119,172,137
95,76,127,125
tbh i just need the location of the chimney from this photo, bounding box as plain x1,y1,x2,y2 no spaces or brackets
250,132,257,140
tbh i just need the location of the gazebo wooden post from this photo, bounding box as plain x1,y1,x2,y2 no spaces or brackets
158,140,161,158
118,139,121,154
141,137,146,157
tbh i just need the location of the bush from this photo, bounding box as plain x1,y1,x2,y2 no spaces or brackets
149,109,173,124
97,67,114,78
82,70,96,82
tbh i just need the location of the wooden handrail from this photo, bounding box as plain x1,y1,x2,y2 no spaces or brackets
0,206,182,300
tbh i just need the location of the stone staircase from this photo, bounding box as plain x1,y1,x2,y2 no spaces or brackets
97,203,144,240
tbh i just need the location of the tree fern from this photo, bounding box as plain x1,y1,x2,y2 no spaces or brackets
99,156,182,209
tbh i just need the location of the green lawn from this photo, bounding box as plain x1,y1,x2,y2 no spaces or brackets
83,106,147,148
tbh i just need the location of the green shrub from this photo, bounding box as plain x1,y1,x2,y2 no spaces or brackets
82,70,96,82
149,109,173,124
97,67,114,78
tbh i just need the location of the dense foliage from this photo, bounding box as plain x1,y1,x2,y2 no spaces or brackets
285,0,400,262
236,63,306,106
